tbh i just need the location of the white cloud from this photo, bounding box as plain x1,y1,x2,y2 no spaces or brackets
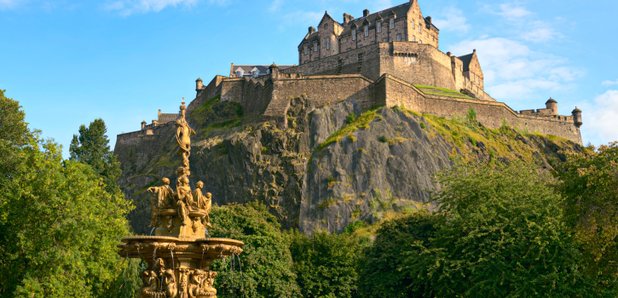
0,0,21,9
269,0,283,12
496,3,531,20
433,6,470,34
521,22,558,42
602,79,618,86
281,10,323,26
449,37,580,100
105,0,198,16
585,90,618,143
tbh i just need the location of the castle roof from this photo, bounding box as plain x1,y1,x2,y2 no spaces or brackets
458,52,477,72
340,2,412,35
231,64,294,77
302,1,439,41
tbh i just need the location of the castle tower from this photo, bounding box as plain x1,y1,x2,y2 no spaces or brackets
545,98,558,115
572,107,583,128
195,77,204,94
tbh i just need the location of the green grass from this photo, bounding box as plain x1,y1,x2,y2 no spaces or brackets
316,108,382,151
414,84,475,100
189,95,244,137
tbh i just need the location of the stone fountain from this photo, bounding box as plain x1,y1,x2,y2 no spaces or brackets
118,100,243,298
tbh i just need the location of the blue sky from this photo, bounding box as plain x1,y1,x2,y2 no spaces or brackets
1,0,617,156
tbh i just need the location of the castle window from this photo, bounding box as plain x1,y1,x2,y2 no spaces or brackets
236,70,244,77
389,18,395,29
325,38,330,50
364,25,369,37
313,42,318,52
411,21,415,30
352,29,357,41
396,33,402,41
412,35,416,42
419,23,422,33
377,22,382,33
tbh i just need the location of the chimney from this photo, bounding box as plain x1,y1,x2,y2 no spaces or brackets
343,13,353,25
363,9,370,17
308,26,316,34
425,16,432,28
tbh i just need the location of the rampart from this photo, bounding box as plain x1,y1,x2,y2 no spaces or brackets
379,74,581,142
183,70,582,143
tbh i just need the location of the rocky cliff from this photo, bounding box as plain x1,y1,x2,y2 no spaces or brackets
115,96,580,234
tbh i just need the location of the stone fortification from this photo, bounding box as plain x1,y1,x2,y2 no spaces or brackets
121,0,583,145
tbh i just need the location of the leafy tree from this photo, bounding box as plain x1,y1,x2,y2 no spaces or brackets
0,92,135,297
70,118,121,191
209,202,301,298
361,162,599,297
417,162,596,296
358,212,439,297
2,142,133,297
557,143,618,289
289,230,363,298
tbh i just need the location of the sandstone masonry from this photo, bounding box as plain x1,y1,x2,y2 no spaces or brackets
119,0,583,145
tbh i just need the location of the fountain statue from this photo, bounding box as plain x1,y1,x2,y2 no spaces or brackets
118,100,244,298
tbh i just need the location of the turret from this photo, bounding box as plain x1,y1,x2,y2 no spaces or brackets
195,77,203,94
572,107,583,128
545,97,558,115
141,120,147,130
269,63,280,79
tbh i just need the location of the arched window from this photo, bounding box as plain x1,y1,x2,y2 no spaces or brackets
364,25,369,37
352,29,357,41
313,41,318,52
389,18,395,29
377,22,382,33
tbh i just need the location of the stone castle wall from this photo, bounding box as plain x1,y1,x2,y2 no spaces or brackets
286,42,489,101
381,75,581,142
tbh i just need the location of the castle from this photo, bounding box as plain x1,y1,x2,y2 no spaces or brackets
120,0,583,144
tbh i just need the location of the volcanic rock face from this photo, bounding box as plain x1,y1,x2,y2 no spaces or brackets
116,97,577,234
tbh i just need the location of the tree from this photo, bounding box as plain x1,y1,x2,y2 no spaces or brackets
69,118,121,192
358,212,439,297
557,143,618,289
425,162,598,296
362,162,599,297
0,92,135,297
209,202,301,298
289,230,363,298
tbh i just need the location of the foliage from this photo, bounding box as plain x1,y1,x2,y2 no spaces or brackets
69,118,121,192
1,144,133,297
557,143,618,289
0,91,135,297
189,95,243,137
209,202,301,298
317,108,381,151
358,212,440,297
289,230,364,298
396,162,597,297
